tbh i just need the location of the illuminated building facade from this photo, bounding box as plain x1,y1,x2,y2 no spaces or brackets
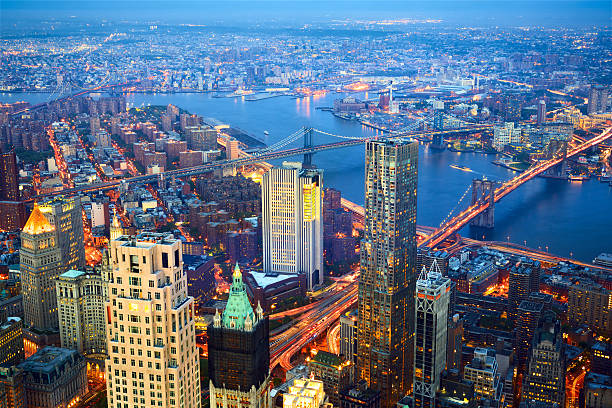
262,163,323,290
307,350,353,407
56,270,106,357
521,312,565,407
463,348,503,406
19,346,87,408
507,261,540,321
357,139,418,408
20,203,62,330
0,315,24,367
207,264,270,408
413,265,451,408
340,309,358,363
283,378,326,408
568,280,611,337
105,233,200,408
39,196,86,271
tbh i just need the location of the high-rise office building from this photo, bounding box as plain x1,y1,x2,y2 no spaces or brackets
521,312,565,407
357,139,418,408
56,270,106,357
0,313,25,367
446,314,463,372
262,163,323,290
105,233,200,408
463,348,503,406
507,261,540,321
0,150,25,232
588,85,609,114
536,100,546,126
413,268,451,408
340,309,358,363
207,264,270,408
39,196,86,271
515,301,544,368
20,203,63,330
568,280,611,337
0,150,20,201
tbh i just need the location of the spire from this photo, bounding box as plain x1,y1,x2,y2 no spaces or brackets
23,202,55,235
112,208,120,228
222,263,256,331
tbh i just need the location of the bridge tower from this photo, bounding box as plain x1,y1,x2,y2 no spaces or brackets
303,127,314,167
543,140,568,178
470,179,496,228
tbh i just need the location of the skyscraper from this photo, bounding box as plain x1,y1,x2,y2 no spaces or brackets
536,99,546,126
521,312,565,407
568,280,611,337
507,261,540,321
261,162,323,290
588,85,609,114
56,270,106,356
0,150,25,232
20,203,62,330
39,196,86,271
413,265,451,408
0,150,20,201
207,264,270,408
357,139,418,408
105,233,201,408
515,300,544,368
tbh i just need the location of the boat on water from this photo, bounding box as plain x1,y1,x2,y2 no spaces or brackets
450,164,472,172
264,130,269,136
569,174,589,182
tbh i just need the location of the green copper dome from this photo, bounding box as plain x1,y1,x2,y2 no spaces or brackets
222,263,255,331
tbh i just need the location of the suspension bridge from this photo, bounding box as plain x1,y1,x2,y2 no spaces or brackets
419,126,612,248
34,124,490,199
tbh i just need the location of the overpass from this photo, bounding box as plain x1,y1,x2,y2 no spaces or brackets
419,126,612,248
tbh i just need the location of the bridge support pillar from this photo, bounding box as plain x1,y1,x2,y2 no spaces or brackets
303,127,314,167
470,179,496,228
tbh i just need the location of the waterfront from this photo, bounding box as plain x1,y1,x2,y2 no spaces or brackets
3,91,611,261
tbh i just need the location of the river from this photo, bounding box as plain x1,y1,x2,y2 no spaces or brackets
2,91,611,262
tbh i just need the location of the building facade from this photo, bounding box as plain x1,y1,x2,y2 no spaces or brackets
463,348,503,406
521,312,565,407
339,309,358,363
0,315,24,367
308,350,353,407
357,139,418,408
39,196,86,271
56,270,106,356
207,264,270,408
105,233,201,408
568,280,611,337
20,203,63,330
262,163,323,290
413,266,451,408
19,347,87,408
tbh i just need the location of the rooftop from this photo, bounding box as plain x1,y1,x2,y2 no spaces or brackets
22,203,55,235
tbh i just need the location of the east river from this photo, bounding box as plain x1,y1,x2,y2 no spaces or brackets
3,91,611,262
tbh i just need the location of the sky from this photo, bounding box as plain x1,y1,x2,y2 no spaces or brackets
1,1,611,27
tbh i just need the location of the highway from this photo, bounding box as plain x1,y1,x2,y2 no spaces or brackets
270,278,358,371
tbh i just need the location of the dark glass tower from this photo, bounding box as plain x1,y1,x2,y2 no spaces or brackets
357,139,418,408
207,264,270,408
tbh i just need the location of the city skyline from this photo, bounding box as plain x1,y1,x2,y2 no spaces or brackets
0,1,611,407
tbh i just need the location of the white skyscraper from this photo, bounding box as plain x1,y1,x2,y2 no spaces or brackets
262,162,323,290
413,262,451,408
105,233,200,408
